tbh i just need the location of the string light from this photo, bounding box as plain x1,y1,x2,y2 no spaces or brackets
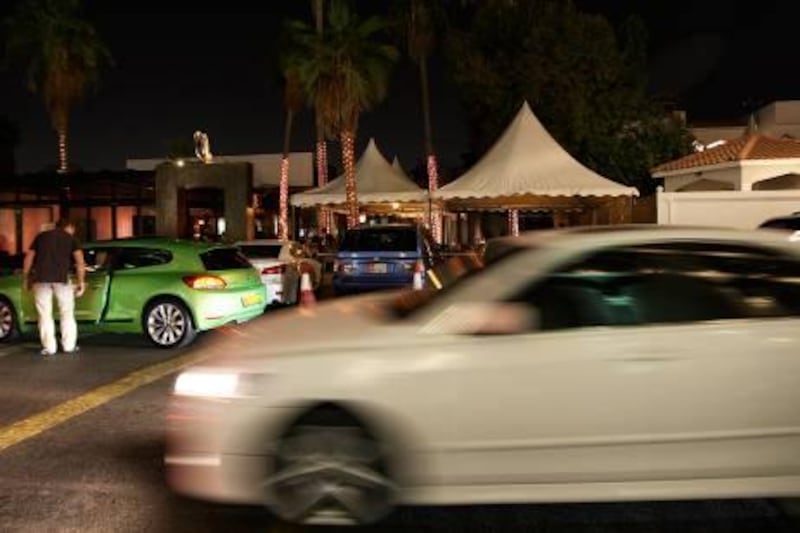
316,140,331,233
427,154,442,243
279,157,290,241
508,209,520,236
58,134,68,174
342,131,359,228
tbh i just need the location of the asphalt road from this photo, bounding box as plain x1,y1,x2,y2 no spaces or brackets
0,330,799,533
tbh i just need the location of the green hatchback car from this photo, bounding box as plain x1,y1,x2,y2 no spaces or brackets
0,238,267,348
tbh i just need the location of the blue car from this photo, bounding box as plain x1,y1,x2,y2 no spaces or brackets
333,224,440,295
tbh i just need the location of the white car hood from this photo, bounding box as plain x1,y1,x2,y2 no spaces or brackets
194,293,415,366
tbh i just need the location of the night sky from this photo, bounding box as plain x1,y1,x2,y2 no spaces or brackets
0,0,796,175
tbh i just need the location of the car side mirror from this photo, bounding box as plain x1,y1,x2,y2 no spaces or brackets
425,302,539,335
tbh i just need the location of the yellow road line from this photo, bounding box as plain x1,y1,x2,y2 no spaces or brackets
0,351,207,453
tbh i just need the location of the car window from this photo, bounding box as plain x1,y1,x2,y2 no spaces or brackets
340,227,418,252
113,247,173,270
238,245,282,259
200,247,253,270
83,248,113,273
509,241,800,331
760,218,800,230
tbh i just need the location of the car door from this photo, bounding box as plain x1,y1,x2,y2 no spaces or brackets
427,264,655,487
604,241,800,481
74,247,113,323
20,246,112,324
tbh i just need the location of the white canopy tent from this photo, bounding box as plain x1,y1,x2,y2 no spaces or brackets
291,139,426,207
437,101,637,204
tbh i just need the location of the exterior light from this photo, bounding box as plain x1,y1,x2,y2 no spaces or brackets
176,159,185,167
392,202,400,210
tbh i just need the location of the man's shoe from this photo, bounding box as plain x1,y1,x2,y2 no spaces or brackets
40,349,57,357
63,346,80,354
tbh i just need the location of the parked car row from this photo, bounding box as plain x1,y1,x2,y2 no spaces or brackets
0,224,434,349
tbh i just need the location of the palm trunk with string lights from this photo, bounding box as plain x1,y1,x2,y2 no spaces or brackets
419,51,441,243
279,109,295,241
312,0,331,234
508,209,520,236
341,130,358,228
316,129,330,233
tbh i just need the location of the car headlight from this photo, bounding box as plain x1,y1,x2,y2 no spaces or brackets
173,371,239,398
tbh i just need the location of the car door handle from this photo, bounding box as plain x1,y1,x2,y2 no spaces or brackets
612,356,677,363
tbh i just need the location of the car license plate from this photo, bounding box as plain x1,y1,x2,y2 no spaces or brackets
368,263,387,274
241,293,263,307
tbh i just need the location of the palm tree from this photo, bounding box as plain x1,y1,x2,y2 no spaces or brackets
401,0,441,240
310,0,331,234
277,67,305,241
4,0,111,174
289,0,398,228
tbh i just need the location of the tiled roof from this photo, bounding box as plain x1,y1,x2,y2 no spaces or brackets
652,134,800,175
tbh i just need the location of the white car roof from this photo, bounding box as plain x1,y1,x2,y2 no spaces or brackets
492,224,798,254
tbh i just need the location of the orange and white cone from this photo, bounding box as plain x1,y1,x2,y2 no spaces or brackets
299,271,316,306
412,260,425,291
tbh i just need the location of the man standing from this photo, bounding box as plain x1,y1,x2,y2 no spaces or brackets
22,219,86,356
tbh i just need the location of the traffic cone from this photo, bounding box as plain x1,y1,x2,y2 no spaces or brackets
299,271,316,307
412,260,425,290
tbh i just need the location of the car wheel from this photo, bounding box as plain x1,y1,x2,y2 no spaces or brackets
0,297,19,342
265,410,395,525
143,299,196,349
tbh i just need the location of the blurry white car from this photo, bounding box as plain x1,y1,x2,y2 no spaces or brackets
168,226,800,525
235,240,321,305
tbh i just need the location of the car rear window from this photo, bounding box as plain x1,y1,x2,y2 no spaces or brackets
238,245,282,259
340,227,418,252
200,248,253,270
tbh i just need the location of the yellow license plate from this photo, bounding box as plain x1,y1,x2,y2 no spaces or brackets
241,293,263,307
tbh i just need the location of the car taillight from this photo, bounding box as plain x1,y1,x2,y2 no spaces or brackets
261,265,285,275
183,275,227,290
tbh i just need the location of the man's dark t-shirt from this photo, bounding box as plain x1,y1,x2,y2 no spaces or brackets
30,229,80,283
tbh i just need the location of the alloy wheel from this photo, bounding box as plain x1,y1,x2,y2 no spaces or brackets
0,300,14,340
146,301,187,347
265,424,394,525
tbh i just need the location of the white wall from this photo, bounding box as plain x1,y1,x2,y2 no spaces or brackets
663,166,742,191
657,189,800,229
662,160,800,191
741,160,800,190
126,152,314,187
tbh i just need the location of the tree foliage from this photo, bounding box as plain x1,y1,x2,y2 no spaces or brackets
445,0,693,191
4,0,111,132
285,0,399,137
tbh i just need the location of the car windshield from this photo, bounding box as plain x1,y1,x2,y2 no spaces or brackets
340,227,417,252
386,241,527,319
238,244,282,259
200,247,253,270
